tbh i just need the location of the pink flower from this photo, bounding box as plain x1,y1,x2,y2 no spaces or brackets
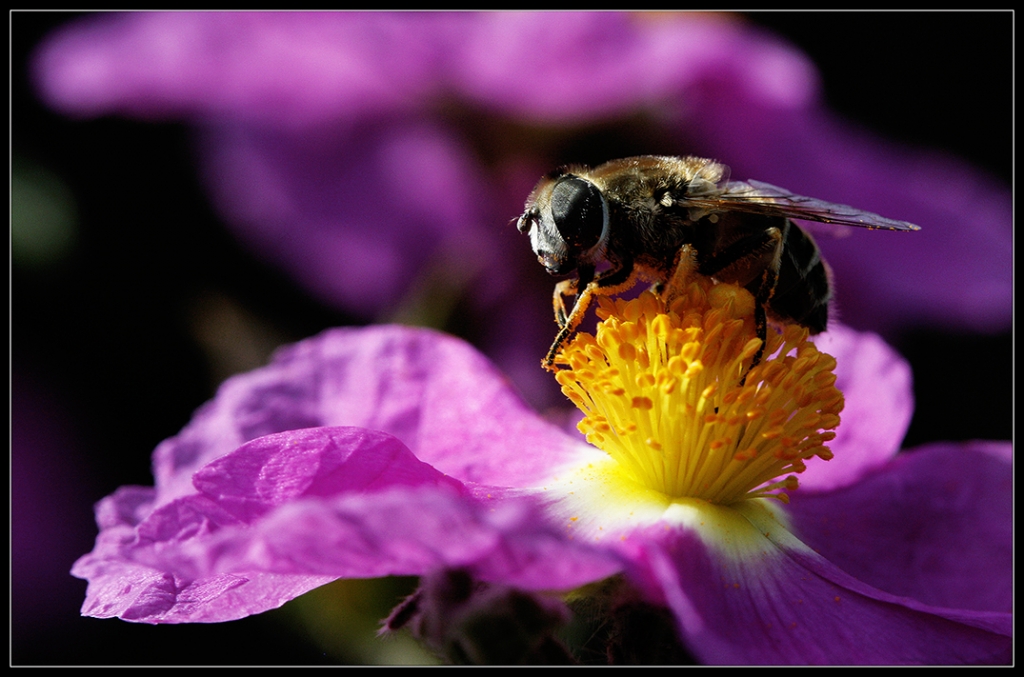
72,283,1011,663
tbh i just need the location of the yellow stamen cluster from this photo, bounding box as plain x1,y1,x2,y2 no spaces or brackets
554,280,843,505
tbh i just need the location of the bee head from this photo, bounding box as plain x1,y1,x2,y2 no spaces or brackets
516,174,608,276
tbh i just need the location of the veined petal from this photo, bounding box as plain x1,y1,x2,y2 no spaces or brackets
800,323,914,490
70,560,335,625
210,488,622,591
625,500,1011,665
191,426,467,522
788,441,1012,613
151,325,582,507
73,425,622,624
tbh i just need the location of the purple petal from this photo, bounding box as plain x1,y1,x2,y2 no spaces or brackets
151,325,584,507
73,426,620,623
209,488,621,591
800,323,914,490
452,13,817,121
190,426,468,522
71,558,333,624
627,513,1010,664
33,12,455,126
788,441,1012,614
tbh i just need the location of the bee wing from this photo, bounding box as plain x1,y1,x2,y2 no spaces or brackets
682,179,921,231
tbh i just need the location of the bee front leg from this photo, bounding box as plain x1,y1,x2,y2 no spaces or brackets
552,278,578,328
544,266,596,370
545,286,595,370
543,260,639,370
589,256,636,296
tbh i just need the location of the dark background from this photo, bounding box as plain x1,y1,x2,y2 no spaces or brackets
11,11,1012,666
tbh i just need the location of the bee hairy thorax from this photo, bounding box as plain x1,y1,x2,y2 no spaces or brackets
603,181,695,269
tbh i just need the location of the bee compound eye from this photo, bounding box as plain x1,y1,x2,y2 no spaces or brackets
550,177,605,250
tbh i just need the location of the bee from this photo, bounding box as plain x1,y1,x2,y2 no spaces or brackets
514,155,920,372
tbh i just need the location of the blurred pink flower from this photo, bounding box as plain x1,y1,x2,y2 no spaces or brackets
32,11,1011,344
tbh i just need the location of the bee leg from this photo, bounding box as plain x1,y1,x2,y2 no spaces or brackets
544,286,595,370
552,278,578,328
544,266,596,370
741,230,784,385
544,261,639,370
696,228,784,384
545,259,643,370
553,265,596,328
743,297,769,386
590,256,636,295
660,244,698,303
